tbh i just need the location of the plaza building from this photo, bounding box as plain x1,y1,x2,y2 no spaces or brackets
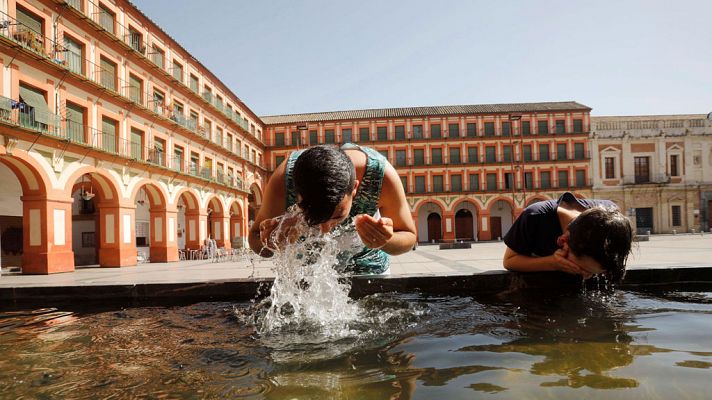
262,102,594,243
0,0,266,273
590,114,712,234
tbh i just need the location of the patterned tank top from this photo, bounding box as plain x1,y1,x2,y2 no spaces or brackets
285,144,390,274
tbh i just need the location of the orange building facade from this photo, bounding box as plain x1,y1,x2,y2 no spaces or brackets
0,0,266,273
262,103,594,243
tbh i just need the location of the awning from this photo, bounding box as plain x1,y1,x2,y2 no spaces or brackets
19,85,50,124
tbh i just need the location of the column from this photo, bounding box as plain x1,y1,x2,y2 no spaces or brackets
21,195,75,274
184,209,203,250
97,203,137,267
211,215,231,249
479,210,492,241
149,208,179,262
442,210,455,242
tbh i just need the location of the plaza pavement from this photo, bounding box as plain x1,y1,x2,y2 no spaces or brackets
0,234,710,288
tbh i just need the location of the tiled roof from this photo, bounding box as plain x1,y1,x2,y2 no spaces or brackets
260,101,591,126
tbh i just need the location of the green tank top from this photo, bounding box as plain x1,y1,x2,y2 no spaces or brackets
285,144,390,274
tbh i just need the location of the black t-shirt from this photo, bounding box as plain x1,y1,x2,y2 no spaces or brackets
503,192,616,257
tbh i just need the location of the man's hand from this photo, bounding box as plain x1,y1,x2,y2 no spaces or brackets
259,214,302,251
552,248,591,278
355,214,394,249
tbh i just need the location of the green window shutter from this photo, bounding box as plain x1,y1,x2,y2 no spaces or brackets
16,7,43,34
100,57,116,91
65,102,84,142
101,118,117,153
19,84,50,124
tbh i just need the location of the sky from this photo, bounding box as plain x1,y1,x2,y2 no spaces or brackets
131,0,712,117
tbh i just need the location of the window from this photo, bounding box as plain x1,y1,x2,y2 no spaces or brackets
395,125,405,140
128,27,143,53
539,144,550,161
100,56,117,91
152,138,165,166
190,153,199,175
431,148,442,165
556,120,566,134
484,122,495,137
485,146,496,163
173,146,184,172
189,111,199,131
101,116,117,153
557,143,567,160
152,89,165,115
274,132,285,146
151,46,165,69
291,131,300,146
505,173,513,189
605,157,615,179
671,205,682,227
189,74,199,93
523,145,532,162
469,174,480,191
573,119,583,133
524,172,533,189
449,147,461,164
448,123,459,138
172,60,183,82
275,155,285,168
65,102,86,143
502,122,511,137
342,128,352,143
540,171,551,188
468,146,479,163
432,175,443,192
670,154,679,177
634,157,650,183
359,127,370,142
430,124,441,139
98,3,115,34
503,145,512,163
396,150,407,167
325,129,335,144
412,125,423,139
558,171,569,188
576,170,586,187
451,174,462,192
486,173,497,191
225,133,233,152
130,128,143,159
17,6,43,36
377,126,387,141
63,35,83,74
128,74,143,104
172,101,184,121
466,123,477,137
538,120,549,135
400,176,408,192
415,176,426,193
309,130,318,145
574,143,585,160
521,121,531,136
379,150,389,160
414,149,425,166
204,119,212,140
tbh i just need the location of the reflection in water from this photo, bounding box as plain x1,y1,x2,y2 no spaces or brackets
0,290,710,399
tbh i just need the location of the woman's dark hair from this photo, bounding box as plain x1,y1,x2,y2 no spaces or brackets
293,145,356,226
567,206,634,283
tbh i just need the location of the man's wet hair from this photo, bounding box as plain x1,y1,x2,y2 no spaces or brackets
293,145,356,226
567,206,634,283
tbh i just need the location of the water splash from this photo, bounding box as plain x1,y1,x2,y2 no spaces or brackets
254,206,366,339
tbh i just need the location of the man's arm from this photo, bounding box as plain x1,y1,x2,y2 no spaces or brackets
248,161,288,257
373,163,417,255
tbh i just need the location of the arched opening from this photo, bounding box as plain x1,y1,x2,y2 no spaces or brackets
206,196,226,245
176,190,200,251
427,213,442,242
0,162,27,271
490,199,514,240
229,200,244,248
131,182,168,263
416,202,444,243
455,209,474,241
248,183,262,223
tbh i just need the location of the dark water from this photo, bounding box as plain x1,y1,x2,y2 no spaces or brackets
1,290,711,399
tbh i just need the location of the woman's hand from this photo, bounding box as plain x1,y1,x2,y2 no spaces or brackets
259,214,302,250
355,214,393,249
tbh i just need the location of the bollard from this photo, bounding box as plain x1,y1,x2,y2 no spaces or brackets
673,229,677,235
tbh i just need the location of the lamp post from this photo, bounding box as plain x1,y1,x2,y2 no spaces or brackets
508,114,522,210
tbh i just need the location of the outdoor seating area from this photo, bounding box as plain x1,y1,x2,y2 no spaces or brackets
178,247,244,262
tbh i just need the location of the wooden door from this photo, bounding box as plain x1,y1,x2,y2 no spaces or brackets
455,209,474,240
427,213,442,243
490,216,502,240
